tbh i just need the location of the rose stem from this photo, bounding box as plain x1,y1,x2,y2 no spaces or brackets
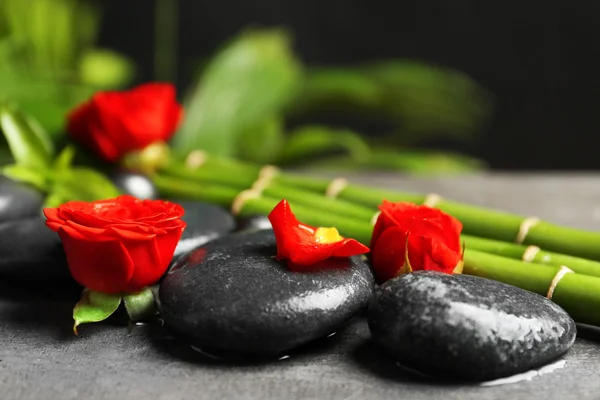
464,249,600,327
161,155,600,261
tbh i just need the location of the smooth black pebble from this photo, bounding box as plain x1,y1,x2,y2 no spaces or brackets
367,271,576,381
159,229,375,358
0,217,73,283
174,200,236,257
0,175,44,223
110,171,158,199
235,214,272,232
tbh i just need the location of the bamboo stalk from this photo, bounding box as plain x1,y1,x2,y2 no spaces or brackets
152,175,238,206
167,154,600,261
156,158,600,273
464,249,600,327
462,235,600,278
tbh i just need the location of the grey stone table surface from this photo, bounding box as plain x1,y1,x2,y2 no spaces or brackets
2,173,600,400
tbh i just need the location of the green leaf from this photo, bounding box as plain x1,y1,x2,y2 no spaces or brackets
0,104,54,168
73,289,122,335
172,28,303,156
52,145,75,173
287,67,383,114
236,115,284,164
123,287,157,323
49,166,121,204
276,125,371,166
363,61,494,140
1,163,48,191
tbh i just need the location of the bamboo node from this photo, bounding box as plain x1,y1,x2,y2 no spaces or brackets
423,193,443,207
546,266,574,300
371,211,382,225
231,189,260,216
522,245,541,262
250,165,279,194
325,178,348,199
184,150,207,169
516,217,541,244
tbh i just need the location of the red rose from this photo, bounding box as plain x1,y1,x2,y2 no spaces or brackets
43,195,186,294
268,199,369,270
67,83,184,162
370,201,463,282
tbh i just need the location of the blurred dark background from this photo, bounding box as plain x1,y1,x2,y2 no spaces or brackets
99,0,599,171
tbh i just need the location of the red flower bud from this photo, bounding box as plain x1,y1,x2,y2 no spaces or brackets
370,201,463,282
268,199,369,270
66,83,184,162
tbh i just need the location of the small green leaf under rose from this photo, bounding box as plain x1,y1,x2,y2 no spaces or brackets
73,289,122,335
123,287,157,323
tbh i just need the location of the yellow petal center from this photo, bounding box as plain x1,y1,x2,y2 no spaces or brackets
314,227,343,244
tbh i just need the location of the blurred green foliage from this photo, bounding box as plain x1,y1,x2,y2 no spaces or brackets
172,29,303,157
0,1,495,176
0,0,134,137
173,29,494,174
0,104,121,204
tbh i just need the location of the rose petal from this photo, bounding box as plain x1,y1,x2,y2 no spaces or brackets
371,226,408,282
58,231,134,294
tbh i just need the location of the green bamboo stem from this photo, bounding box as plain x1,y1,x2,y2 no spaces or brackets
160,161,375,221
159,153,600,261
464,249,600,327
463,234,600,277
152,175,238,207
160,161,258,188
262,184,375,221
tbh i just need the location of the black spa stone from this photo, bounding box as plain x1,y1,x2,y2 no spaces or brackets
159,229,375,357
235,214,272,232
110,171,158,200
0,175,44,223
0,217,72,283
173,200,236,257
367,271,577,381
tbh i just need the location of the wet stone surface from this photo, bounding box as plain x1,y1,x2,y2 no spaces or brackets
0,175,44,223
110,171,158,200
159,229,375,358
173,200,236,257
0,217,72,283
367,271,577,381
235,214,272,232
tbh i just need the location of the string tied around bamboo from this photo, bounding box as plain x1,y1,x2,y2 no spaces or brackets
325,178,348,199
184,150,207,170
251,165,279,193
522,245,541,262
516,217,541,244
423,193,443,207
546,266,574,300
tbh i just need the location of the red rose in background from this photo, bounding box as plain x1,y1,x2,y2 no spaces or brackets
67,83,184,162
268,199,369,270
44,195,186,294
370,201,463,282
